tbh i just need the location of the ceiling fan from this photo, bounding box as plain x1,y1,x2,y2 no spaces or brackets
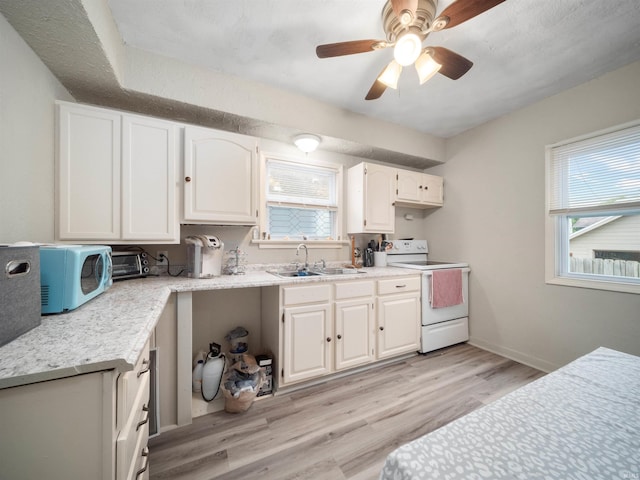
316,0,507,100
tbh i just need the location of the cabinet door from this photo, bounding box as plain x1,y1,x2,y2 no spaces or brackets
396,170,422,203
421,173,443,205
57,103,121,240
183,126,257,224
376,293,420,359
363,163,395,233
283,303,332,384
122,115,178,241
334,298,374,370
0,371,116,480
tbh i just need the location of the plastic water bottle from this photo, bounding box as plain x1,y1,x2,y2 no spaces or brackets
192,359,204,392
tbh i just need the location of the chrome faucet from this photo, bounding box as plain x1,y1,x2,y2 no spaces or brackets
296,243,309,270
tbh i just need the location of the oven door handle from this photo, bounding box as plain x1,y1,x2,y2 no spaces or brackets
423,267,471,276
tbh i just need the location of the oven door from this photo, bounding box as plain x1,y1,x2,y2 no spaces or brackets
422,268,470,326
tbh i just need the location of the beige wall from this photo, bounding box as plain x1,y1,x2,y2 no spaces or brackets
0,15,73,243
426,61,640,371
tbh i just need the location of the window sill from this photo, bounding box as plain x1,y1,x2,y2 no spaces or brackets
253,239,349,249
546,275,640,295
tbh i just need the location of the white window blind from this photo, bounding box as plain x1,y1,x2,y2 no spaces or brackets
265,158,339,240
267,160,336,207
549,123,640,216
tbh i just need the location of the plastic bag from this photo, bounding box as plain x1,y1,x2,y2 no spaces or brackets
221,354,264,413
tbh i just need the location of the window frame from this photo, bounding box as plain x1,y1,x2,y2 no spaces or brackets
256,151,346,249
545,120,640,295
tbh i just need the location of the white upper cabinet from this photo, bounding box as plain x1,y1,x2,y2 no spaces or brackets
57,103,122,241
56,102,179,243
347,162,395,233
183,126,258,225
395,170,443,207
122,115,178,242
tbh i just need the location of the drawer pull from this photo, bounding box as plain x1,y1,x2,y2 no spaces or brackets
136,404,150,431
137,358,150,378
135,447,150,479
395,284,407,288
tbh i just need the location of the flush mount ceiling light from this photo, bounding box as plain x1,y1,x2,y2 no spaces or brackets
293,134,321,153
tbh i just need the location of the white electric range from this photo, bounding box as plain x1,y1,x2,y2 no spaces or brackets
387,240,470,353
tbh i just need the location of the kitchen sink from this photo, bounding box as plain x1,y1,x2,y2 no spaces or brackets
268,268,366,278
268,270,323,278
315,268,365,275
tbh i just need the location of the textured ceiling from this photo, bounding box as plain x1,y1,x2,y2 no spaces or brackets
107,0,640,138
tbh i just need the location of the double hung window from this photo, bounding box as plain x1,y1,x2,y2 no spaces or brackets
546,121,640,293
263,158,341,242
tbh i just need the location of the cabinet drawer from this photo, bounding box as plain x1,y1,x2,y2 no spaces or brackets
283,284,331,306
117,372,150,480
377,276,421,295
119,340,151,426
335,280,375,300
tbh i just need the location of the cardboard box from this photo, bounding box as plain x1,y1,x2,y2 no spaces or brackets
255,354,273,397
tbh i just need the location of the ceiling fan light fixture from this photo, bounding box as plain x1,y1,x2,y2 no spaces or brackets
393,32,422,66
415,50,442,84
293,133,321,153
378,60,402,89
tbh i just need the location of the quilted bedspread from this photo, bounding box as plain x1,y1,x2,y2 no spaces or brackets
379,347,640,480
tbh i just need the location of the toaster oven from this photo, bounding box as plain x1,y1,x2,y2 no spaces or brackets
111,251,149,280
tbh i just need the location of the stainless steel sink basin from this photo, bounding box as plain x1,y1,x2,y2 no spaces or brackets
268,270,323,278
268,268,366,278
315,268,365,275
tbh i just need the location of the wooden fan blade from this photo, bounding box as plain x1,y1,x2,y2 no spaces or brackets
391,0,418,19
429,46,473,80
437,0,507,30
365,65,391,100
316,39,382,58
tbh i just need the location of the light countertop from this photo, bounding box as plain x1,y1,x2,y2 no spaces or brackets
0,266,418,389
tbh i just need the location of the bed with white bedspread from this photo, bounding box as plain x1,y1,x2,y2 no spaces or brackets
379,347,640,480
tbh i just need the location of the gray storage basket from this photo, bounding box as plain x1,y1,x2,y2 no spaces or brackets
0,245,41,346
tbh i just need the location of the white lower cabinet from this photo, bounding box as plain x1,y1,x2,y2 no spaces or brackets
276,276,419,387
334,281,375,371
0,339,151,480
376,276,421,359
283,302,333,383
281,284,332,384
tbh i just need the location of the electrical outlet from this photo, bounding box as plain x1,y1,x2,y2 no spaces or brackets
156,250,168,266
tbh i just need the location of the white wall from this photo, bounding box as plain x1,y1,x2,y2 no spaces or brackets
426,61,640,371
0,15,73,243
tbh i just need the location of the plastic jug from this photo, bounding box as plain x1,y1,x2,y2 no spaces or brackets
202,343,225,402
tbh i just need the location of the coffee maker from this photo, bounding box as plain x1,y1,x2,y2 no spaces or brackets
186,235,224,278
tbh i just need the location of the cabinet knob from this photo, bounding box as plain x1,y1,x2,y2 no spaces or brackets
326,337,332,342
185,176,192,182
379,326,384,331
337,334,342,340
419,185,423,189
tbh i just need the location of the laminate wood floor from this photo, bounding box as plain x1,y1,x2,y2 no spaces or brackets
148,344,544,480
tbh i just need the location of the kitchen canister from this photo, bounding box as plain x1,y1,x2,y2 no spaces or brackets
373,251,387,267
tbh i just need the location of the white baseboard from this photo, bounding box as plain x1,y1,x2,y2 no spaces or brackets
469,337,558,373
